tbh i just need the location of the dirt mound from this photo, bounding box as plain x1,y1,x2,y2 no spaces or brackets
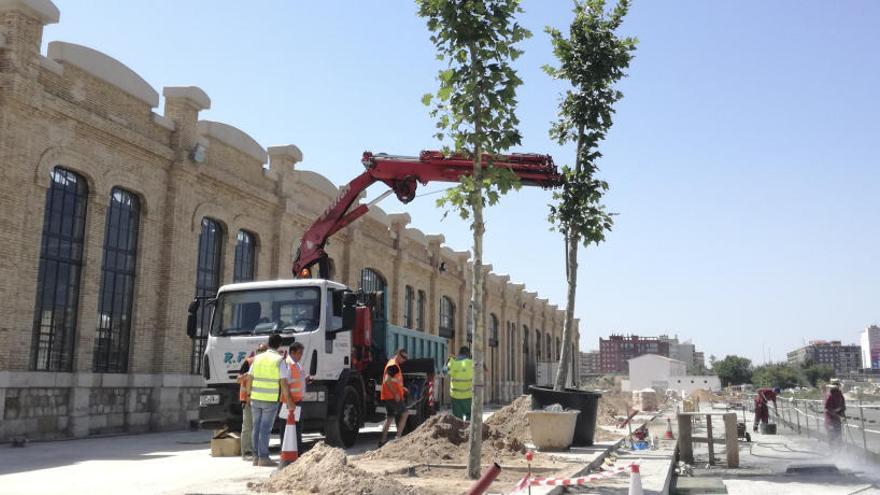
251,442,426,495
362,413,524,464
485,395,532,443
597,392,632,426
689,389,721,402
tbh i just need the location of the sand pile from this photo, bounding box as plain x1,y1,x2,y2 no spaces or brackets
251,442,425,495
485,395,532,443
362,413,524,464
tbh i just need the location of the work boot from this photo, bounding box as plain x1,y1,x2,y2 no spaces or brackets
252,457,259,466
257,457,278,467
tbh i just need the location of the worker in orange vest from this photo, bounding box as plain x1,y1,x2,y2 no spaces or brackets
238,343,267,461
378,348,410,447
280,341,308,467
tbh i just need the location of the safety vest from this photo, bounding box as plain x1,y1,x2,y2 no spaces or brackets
381,379,406,402
448,357,474,400
288,360,305,402
380,358,405,401
250,350,282,402
237,355,256,402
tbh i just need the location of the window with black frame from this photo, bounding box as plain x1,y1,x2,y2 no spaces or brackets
93,188,140,373
233,230,256,283
403,285,414,328
416,290,426,331
31,167,88,371
359,267,385,293
191,218,224,375
439,295,455,339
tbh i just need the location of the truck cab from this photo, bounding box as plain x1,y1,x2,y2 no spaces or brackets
192,278,446,447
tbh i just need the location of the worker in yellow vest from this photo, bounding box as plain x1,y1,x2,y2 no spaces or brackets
446,346,474,421
237,343,267,461
244,334,294,467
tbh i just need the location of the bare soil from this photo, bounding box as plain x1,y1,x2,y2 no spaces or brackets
358,413,525,465
485,395,532,443
250,442,435,495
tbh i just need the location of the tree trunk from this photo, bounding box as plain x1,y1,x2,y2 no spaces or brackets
553,124,586,391
553,234,579,390
466,43,485,481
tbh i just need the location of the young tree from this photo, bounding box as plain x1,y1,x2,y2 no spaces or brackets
416,0,530,479
712,355,754,387
546,0,637,391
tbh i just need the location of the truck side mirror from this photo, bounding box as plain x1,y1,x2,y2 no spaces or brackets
341,291,357,330
186,299,200,339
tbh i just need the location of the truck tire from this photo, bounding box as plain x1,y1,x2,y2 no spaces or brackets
324,385,361,448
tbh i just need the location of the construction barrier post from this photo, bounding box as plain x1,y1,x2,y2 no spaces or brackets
723,412,739,468
794,399,801,434
859,402,869,460
706,414,715,466
678,413,693,465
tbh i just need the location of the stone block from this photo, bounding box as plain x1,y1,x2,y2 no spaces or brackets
37,416,57,434
89,414,107,430
100,373,127,388
128,374,154,387
9,372,55,387
74,373,97,388
54,373,73,387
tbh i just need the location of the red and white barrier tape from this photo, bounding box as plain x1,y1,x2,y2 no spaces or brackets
512,462,635,491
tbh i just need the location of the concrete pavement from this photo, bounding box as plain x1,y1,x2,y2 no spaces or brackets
0,408,500,495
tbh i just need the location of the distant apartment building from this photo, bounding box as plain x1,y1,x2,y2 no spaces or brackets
599,334,669,373
861,325,880,370
693,351,706,372
579,350,601,381
659,334,697,370
787,340,862,374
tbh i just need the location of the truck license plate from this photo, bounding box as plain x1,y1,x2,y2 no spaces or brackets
200,394,220,406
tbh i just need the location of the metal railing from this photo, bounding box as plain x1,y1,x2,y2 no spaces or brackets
745,396,880,461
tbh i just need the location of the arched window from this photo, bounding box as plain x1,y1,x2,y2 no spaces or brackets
416,290,426,331
233,230,256,282
523,325,530,354
489,314,499,347
93,188,140,373
556,337,561,359
535,330,542,360
31,167,88,371
359,267,386,293
439,296,455,339
546,334,552,360
507,322,516,380
192,217,224,374
403,285,414,328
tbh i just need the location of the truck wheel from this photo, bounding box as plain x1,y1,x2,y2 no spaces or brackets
325,385,361,448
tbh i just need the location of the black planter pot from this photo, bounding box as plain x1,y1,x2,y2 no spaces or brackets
529,386,601,446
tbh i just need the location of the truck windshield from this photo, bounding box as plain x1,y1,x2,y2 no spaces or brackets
211,287,321,336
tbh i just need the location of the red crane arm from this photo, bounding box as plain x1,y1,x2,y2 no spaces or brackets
292,150,561,278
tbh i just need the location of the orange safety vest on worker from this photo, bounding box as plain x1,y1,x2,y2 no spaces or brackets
237,355,256,402
380,357,405,401
288,359,305,402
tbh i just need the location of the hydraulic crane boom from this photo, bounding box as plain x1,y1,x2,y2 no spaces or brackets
292,150,561,278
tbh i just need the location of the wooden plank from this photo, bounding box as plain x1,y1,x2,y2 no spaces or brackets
707,414,715,465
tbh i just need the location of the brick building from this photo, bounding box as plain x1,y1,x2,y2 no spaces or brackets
599,334,669,373
0,1,579,441
786,340,862,375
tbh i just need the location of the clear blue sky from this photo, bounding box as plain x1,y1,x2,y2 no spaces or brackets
46,1,879,364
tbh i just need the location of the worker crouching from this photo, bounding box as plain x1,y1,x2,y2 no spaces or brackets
752,387,778,432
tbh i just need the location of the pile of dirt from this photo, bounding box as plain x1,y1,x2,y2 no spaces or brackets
251,442,426,495
689,389,721,402
485,395,532,443
362,413,524,464
597,391,632,426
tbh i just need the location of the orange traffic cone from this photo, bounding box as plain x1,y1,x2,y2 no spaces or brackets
628,464,643,495
279,407,298,467
664,418,675,440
